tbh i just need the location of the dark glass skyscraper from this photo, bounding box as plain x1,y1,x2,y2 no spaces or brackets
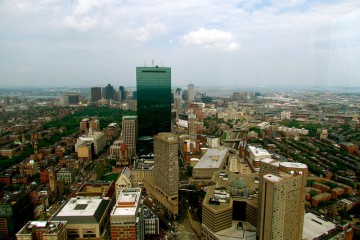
136,66,171,138
105,83,115,100
91,87,102,102
119,86,126,101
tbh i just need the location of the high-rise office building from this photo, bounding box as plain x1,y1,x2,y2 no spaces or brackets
119,86,126,102
136,66,171,137
188,83,195,103
105,84,115,100
122,116,137,157
257,159,308,240
91,87,102,102
59,94,80,106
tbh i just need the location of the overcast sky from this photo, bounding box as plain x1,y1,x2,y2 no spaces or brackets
0,0,359,89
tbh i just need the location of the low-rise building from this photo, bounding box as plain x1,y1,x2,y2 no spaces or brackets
193,147,229,179
0,191,34,239
110,188,144,240
247,146,271,171
76,142,93,161
53,197,111,239
16,221,67,240
201,171,259,240
115,167,132,200
75,129,106,155
311,193,332,207
56,168,77,185
103,123,120,144
132,157,154,187
302,213,346,240
19,160,39,177
109,140,129,166
143,206,159,236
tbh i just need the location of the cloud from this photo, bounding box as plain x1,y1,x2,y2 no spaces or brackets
19,66,33,73
63,16,98,32
183,28,240,51
73,0,109,15
120,20,167,42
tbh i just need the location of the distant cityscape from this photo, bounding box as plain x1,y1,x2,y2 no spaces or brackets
0,66,359,240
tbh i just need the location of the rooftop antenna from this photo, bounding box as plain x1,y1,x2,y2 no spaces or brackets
144,61,146,67
161,62,163,67
152,59,154,67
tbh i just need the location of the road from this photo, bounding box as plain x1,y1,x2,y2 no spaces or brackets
177,216,198,240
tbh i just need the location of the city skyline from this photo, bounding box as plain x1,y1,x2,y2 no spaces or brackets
0,1,359,88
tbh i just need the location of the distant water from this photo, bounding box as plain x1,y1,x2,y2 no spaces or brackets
195,86,360,97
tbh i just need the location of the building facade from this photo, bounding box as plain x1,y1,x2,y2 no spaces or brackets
104,84,115,100
91,87,102,102
188,83,195,103
110,188,144,240
257,159,308,240
144,133,179,218
16,221,67,240
0,192,34,239
154,133,178,198
136,66,172,137
122,116,137,157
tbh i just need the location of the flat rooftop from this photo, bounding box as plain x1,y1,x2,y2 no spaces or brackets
263,174,283,182
53,198,109,224
112,188,141,217
280,162,307,169
302,213,337,240
202,221,256,240
203,171,259,212
194,147,228,169
123,116,137,120
248,146,271,157
57,198,102,217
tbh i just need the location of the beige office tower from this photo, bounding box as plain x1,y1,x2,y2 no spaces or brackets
122,116,137,157
143,133,179,218
154,133,179,198
188,117,197,141
257,159,308,240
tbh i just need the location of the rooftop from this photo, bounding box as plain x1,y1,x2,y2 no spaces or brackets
17,221,67,235
112,188,141,217
302,213,337,240
202,220,256,240
280,162,308,169
194,147,229,169
123,116,137,120
263,174,283,182
53,198,109,224
248,146,271,157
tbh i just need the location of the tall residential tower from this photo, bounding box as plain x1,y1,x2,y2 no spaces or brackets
143,132,179,218
188,83,195,103
257,159,308,240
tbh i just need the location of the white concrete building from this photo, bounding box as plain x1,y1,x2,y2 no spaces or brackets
75,128,106,155
247,146,271,171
